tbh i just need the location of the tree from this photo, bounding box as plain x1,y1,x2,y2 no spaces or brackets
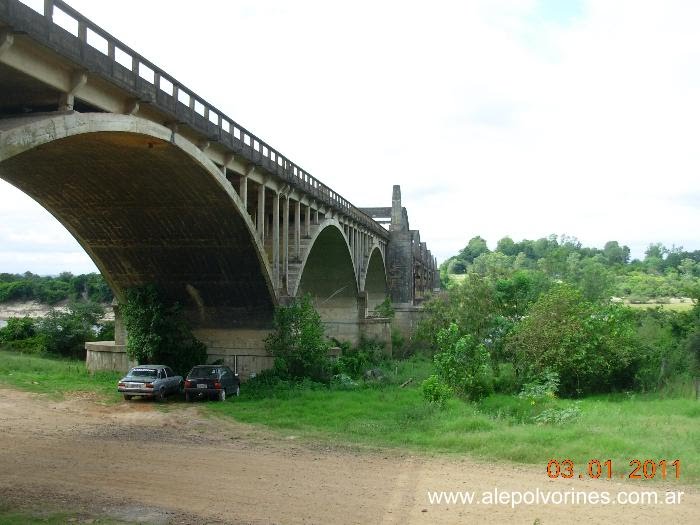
506,284,635,396
496,236,518,256
120,285,206,376
459,236,490,264
603,241,630,265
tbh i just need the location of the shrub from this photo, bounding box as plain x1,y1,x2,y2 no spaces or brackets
265,294,330,382
432,323,494,400
493,362,518,394
374,297,395,318
120,285,206,376
532,404,582,425
36,301,105,358
334,338,385,379
421,374,452,407
518,369,560,403
506,284,635,396
0,316,36,342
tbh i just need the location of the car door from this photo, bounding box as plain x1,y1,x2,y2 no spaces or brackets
164,367,177,393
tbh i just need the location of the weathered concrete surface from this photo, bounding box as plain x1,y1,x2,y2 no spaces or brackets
0,112,275,329
85,341,135,373
194,327,273,380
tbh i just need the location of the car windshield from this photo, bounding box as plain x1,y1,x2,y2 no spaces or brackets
188,367,219,379
128,368,157,378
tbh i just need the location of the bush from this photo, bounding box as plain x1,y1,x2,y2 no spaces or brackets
432,323,494,400
334,338,385,379
373,297,395,318
120,285,207,376
36,302,105,358
265,294,330,382
493,362,518,394
421,374,452,407
0,316,36,342
507,285,636,396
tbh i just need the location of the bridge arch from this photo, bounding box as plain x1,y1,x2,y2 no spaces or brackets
0,112,276,327
294,220,360,342
361,245,388,314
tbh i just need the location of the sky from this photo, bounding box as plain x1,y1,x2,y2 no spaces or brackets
1,0,700,274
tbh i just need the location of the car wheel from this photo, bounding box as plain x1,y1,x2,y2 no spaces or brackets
219,388,226,402
235,385,240,397
157,388,165,402
123,394,132,401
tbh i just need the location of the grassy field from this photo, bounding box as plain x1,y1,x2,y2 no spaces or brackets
1,350,698,484
210,382,700,483
0,510,130,525
0,350,121,400
626,302,695,311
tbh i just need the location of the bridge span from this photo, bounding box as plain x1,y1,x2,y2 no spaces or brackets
0,0,438,374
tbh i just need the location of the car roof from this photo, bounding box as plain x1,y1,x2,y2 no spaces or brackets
129,365,166,370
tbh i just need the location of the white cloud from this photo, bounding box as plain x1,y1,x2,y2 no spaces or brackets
2,0,700,274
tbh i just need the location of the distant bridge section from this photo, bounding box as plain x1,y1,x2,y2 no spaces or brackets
0,0,438,374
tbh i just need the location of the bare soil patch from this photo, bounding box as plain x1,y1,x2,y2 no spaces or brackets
0,388,696,524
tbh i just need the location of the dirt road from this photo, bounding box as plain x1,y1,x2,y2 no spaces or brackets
0,388,697,524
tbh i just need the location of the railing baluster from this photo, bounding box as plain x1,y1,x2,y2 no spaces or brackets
22,0,387,239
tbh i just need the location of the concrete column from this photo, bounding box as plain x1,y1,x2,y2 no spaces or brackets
272,191,280,290
282,194,289,288
257,183,266,242
313,207,319,225
304,203,311,238
240,176,248,213
294,199,301,260
348,226,357,264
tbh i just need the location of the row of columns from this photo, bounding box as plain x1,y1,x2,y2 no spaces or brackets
234,172,386,293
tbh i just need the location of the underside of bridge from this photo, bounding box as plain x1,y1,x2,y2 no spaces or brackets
0,118,275,328
296,225,360,343
364,247,388,313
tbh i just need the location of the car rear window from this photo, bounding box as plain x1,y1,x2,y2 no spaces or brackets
129,368,157,378
188,367,219,379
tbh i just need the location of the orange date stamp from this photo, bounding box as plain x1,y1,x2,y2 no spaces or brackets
547,459,681,480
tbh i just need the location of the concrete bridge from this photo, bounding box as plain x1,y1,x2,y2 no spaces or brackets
0,0,438,374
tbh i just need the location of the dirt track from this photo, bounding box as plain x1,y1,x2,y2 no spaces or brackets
0,388,697,524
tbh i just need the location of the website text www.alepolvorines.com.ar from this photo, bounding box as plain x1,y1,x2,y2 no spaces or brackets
427,488,686,509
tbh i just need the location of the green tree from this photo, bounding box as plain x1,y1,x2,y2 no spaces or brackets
506,284,635,396
120,285,206,376
496,236,519,256
459,236,490,264
603,241,630,265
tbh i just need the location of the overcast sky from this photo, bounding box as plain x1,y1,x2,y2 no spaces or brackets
2,0,700,274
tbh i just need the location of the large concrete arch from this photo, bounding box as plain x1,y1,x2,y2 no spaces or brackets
0,112,276,328
361,245,388,313
294,220,360,342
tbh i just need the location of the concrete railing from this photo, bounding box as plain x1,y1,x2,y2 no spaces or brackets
3,0,388,240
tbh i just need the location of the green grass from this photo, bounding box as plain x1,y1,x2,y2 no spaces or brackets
208,383,700,484
0,511,129,525
625,302,694,311
0,350,121,400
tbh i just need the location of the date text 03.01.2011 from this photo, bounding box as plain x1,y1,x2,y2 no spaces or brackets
547,459,681,480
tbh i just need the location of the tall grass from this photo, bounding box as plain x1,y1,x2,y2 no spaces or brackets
210,384,700,484
0,350,121,400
